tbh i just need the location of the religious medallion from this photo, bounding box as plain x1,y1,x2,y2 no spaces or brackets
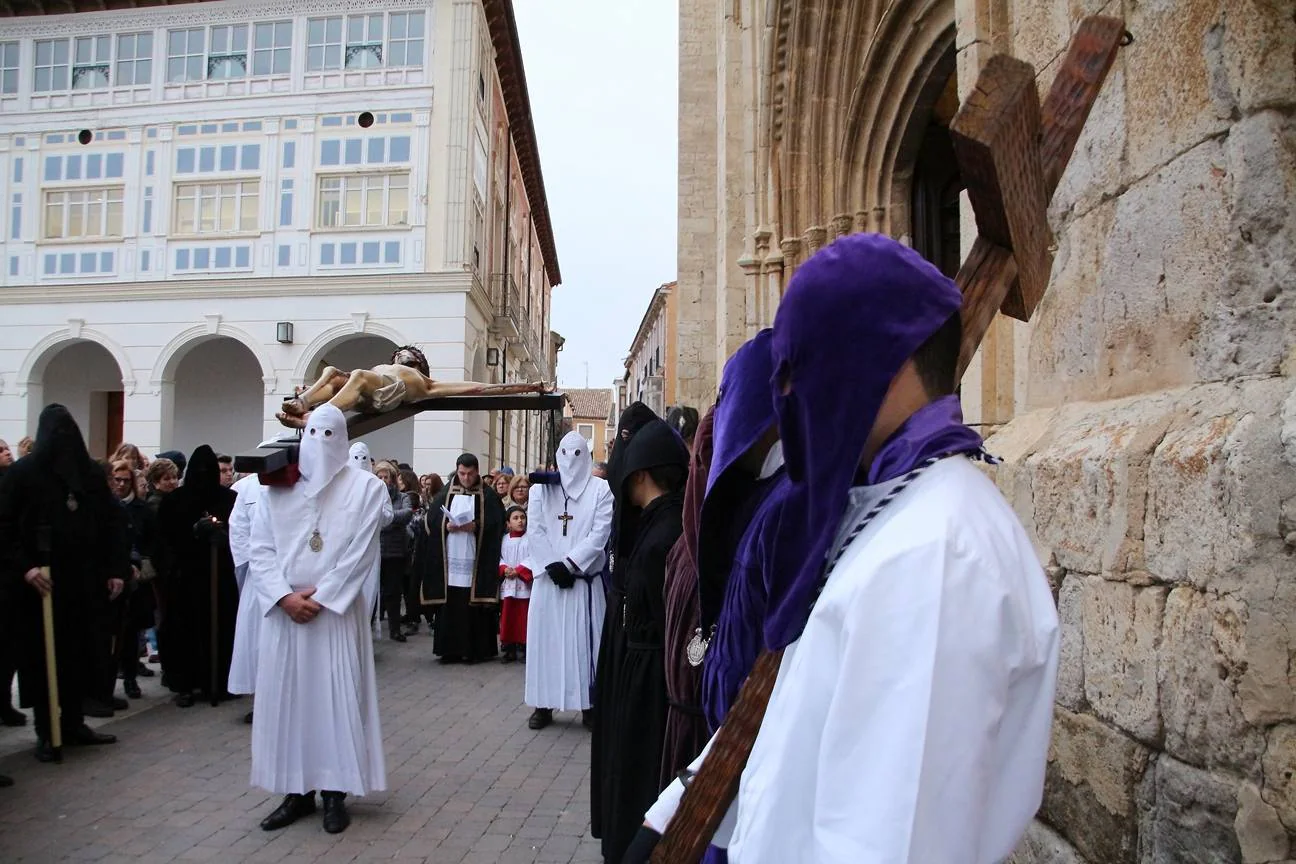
685,626,714,668
309,530,323,553
65,492,78,513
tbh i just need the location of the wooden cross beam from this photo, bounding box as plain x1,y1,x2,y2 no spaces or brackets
651,15,1127,864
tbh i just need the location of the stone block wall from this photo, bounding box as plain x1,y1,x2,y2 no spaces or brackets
996,1,1296,861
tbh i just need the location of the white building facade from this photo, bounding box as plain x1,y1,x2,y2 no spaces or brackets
0,0,560,474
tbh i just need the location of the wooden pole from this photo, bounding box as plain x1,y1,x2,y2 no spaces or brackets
36,526,61,756
209,527,219,707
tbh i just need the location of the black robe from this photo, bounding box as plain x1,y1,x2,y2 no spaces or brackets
590,490,685,862
156,446,238,698
414,482,505,661
0,405,129,736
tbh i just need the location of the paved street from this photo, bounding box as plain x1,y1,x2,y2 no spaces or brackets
0,630,601,863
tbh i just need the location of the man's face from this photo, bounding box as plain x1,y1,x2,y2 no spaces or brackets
219,462,235,487
0,441,11,468
457,464,480,489
112,469,134,500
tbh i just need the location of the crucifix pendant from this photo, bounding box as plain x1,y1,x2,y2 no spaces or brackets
558,511,573,536
309,530,323,553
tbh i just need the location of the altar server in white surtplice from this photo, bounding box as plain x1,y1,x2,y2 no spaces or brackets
249,405,388,836
524,430,613,731
226,471,264,721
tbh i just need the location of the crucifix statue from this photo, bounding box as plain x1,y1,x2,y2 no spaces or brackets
277,345,554,429
651,16,1129,863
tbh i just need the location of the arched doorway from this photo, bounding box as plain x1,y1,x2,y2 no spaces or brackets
38,341,125,459
910,50,963,279
306,335,414,466
169,337,264,459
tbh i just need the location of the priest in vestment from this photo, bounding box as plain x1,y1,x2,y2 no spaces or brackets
632,235,1060,863
590,418,688,863
524,431,613,730
249,405,388,835
415,453,505,663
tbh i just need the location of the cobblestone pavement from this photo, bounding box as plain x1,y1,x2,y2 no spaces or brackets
0,629,602,863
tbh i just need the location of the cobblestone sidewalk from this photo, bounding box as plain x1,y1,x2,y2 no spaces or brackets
0,630,601,863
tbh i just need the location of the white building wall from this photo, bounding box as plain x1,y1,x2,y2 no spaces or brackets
0,0,551,472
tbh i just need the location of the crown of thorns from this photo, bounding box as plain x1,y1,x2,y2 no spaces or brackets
390,345,430,377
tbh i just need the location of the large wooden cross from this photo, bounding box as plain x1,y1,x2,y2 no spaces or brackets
651,16,1128,863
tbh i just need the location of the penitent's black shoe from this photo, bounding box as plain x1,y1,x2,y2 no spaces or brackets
34,737,61,763
390,630,407,643
82,698,114,718
260,792,316,831
582,709,595,731
123,680,142,699
527,708,553,730
244,710,254,724
69,724,116,746
175,692,195,708
321,791,350,834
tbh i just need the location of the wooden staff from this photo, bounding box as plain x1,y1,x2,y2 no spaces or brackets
209,521,219,707
36,526,61,756
651,16,1129,863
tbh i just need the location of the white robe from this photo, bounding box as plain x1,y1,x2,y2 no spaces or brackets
226,474,264,694
249,466,389,796
523,476,613,711
646,457,1060,863
500,533,532,600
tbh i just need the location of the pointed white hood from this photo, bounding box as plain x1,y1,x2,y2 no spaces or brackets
298,405,350,498
349,441,374,472
556,429,593,499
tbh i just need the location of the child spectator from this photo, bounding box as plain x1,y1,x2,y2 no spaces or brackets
498,506,532,663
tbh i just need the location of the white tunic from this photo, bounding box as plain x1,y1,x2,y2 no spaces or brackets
523,477,613,710
226,474,263,694
646,457,1060,863
249,465,389,796
499,533,532,600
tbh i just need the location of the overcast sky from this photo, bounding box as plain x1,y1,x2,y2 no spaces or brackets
513,1,678,391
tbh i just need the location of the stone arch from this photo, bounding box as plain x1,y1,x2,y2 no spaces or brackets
23,337,129,457
150,323,276,394
166,337,266,457
290,321,411,385
19,327,133,393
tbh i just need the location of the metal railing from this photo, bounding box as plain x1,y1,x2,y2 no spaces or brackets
489,272,548,381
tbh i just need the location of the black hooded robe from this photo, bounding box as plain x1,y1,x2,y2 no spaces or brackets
590,420,687,863
414,482,505,662
0,405,129,737
156,446,238,699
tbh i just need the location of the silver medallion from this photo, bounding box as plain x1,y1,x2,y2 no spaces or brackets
685,627,710,668
309,530,323,553
66,493,78,512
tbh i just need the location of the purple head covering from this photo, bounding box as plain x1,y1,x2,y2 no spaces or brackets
765,233,963,650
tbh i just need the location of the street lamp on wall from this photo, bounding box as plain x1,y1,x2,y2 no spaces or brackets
486,348,500,366
276,322,294,344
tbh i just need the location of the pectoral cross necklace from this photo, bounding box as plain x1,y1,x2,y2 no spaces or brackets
557,492,574,537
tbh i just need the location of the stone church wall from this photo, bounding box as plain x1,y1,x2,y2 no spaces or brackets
995,1,1296,861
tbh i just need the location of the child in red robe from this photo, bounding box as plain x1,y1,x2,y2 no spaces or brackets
498,506,532,663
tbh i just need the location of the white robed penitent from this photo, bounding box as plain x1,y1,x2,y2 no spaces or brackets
249,406,389,796
226,473,264,694
646,458,1060,863
524,431,613,711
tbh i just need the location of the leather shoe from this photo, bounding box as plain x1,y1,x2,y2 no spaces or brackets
82,698,113,718
1,705,27,727
175,692,195,708
111,696,128,710
136,663,155,678
390,630,407,643
69,724,116,746
322,791,350,834
528,708,553,730
34,737,61,763
244,711,254,724
260,792,316,831
124,680,142,699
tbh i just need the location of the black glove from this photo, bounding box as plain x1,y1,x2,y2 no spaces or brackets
546,560,576,590
621,826,662,864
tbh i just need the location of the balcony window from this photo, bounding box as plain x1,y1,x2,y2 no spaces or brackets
306,17,343,71
72,36,111,89
316,173,408,229
115,33,153,87
308,12,423,71
1,42,18,94
166,28,205,83
173,181,259,235
345,15,384,68
43,187,123,239
207,25,248,80
386,12,424,67
252,21,292,76
34,39,70,92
